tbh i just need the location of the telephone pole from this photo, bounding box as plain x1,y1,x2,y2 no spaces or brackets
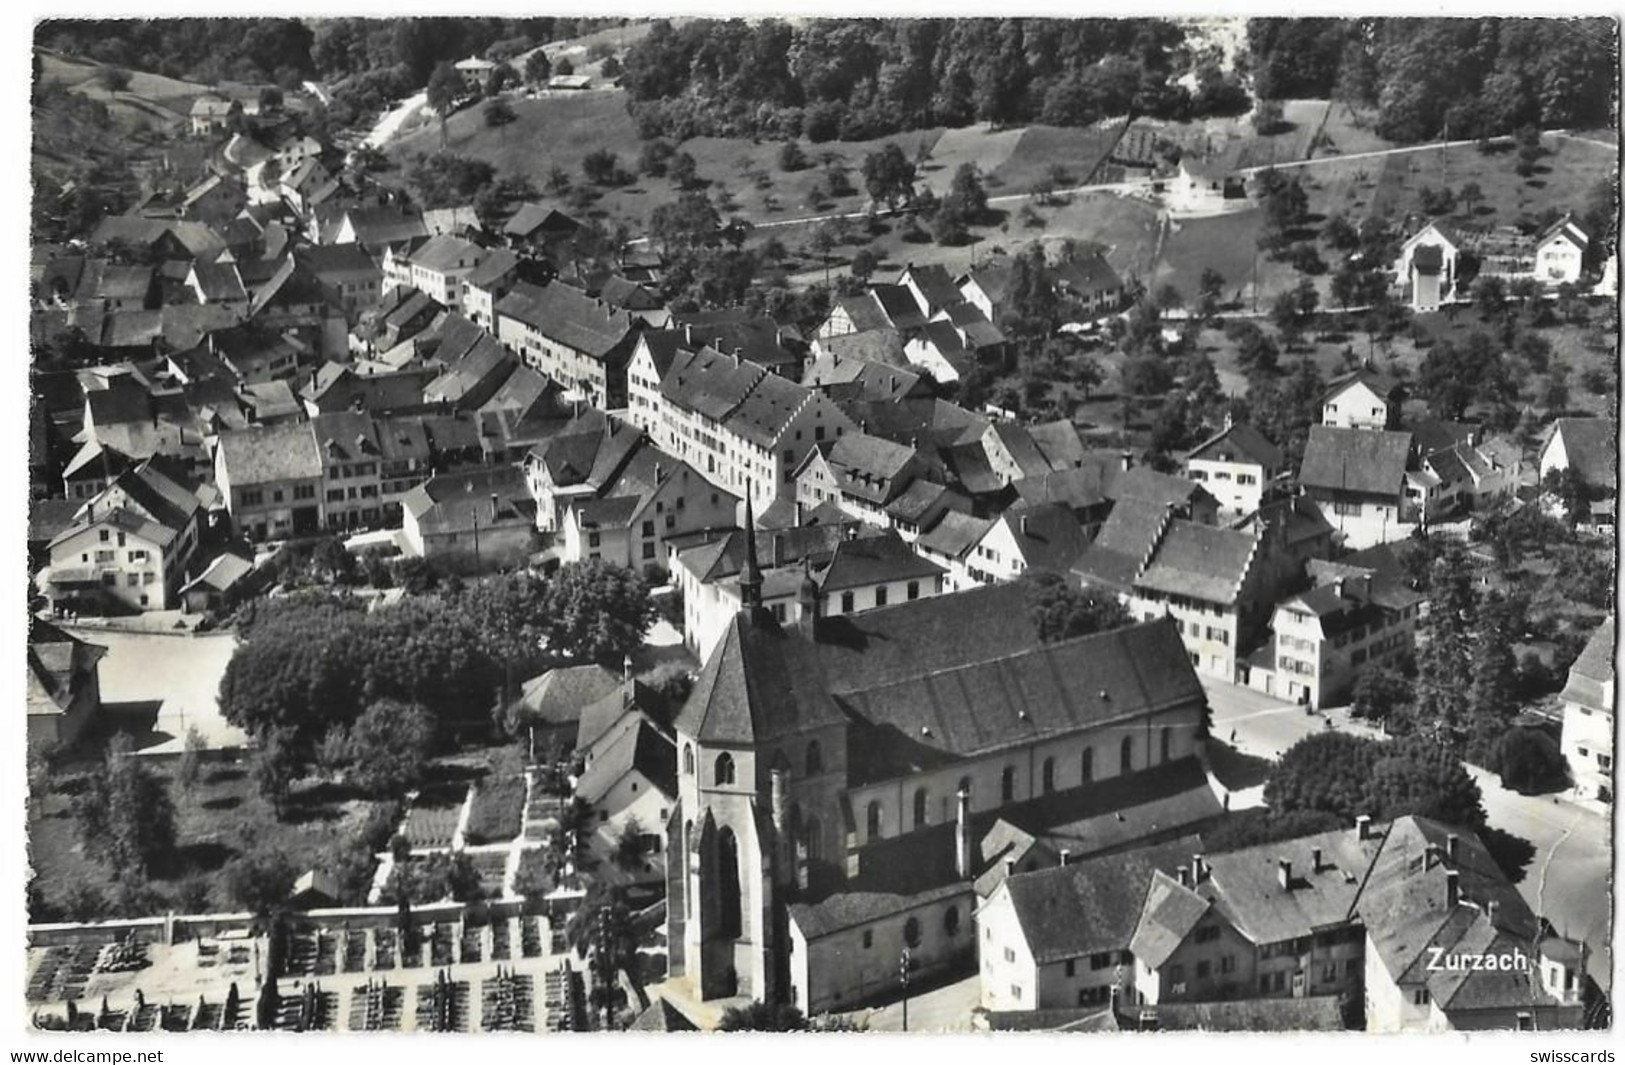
899,948,912,1032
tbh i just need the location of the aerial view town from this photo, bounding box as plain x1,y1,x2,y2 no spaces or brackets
23,15,1619,1040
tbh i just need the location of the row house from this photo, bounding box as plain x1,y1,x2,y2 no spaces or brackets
957,502,1090,585
495,280,640,410
793,431,924,528
399,464,537,575
383,233,488,306
1073,499,1298,682
43,458,203,614
1298,426,1414,550
461,248,525,330
1261,559,1424,709
916,510,996,591
631,343,858,514
983,815,1586,1032
214,420,325,541
297,244,383,318
557,440,739,571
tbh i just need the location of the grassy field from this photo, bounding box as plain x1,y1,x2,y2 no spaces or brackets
1312,101,1399,158
921,123,1024,195
986,123,1124,192
1304,134,1615,228
1133,98,1330,170
1153,206,1304,307
29,757,382,920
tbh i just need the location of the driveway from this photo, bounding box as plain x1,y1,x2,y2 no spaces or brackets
1202,677,1612,992
65,627,246,753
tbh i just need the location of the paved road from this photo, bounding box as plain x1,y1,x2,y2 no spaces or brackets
1202,676,1612,993
63,626,246,753
835,973,981,1032
362,91,427,150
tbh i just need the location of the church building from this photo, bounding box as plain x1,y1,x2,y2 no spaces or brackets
664,503,1217,1015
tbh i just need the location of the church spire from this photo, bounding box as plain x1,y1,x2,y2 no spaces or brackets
740,495,762,611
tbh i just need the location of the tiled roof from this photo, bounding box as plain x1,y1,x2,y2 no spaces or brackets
817,327,907,369
833,294,892,334
837,617,1201,770
659,346,764,422
401,464,533,536
514,663,624,727
1134,520,1256,605
1299,427,1412,497
1186,421,1283,469
827,432,918,504
405,233,486,275
424,335,518,408
917,510,993,559
464,247,521,290
675,608,850,746
817,530,944,592
1001,502,1089,574
1549,417,1617,487
1130,868,1210,968
1323,367,1396,404
1201,827,1380,945
576,717,676,806
1559,616,1614,713
1109,466,1209,510
1006,835,1204,963
869,283,929,330
988,422,1053,478
671,308,797,370
723,371,812,448
344,207,428,248
503,203,580,240
179,551,254,595
1072,498,1171,591
1027,420,1090,471
1051,253,1123,297
216,422,322,485
190,262,246,301
885,478,954,524
496,281,636,360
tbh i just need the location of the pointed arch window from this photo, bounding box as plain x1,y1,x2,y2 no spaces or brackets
913,787,929,829
683,744,695,775
714,752,736,786
805,740,823,776
866,800,883,841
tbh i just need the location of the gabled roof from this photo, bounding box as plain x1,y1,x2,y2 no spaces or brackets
1299,427,1412,497
1051,253,1123,298
676,608,849,746
216,422,322,485
868,283,929,330
832,294,893,334
1323,367,1396,404
1026,420,1090,471
576,716,677,807
899,263,964,314
1404,218,1465,252
1109,466,1210,511
724,371,813,448
998,502,1090,574
825,431,918,504
1547,417,1617,487
404,233,486,274
1071,498,1172,592
343,206,428,248
464,247,521,291
1186,421,1283,469
917,510,994,559
987,422,1053,479
659,346,765,422
1003,836,1202,964
837,617,1202,771
1133,520,1256,606
496,281,637,360
1130,868,1210,969
401,464,533,535
503,203,581,240
1559,616,1614,713
179,551,254,595
28,619,106,718
1537,212,1591,250
817,530,944,592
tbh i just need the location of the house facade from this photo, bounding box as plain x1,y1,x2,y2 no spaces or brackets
1559,617,1614,802
1298,427,1414,550
1184,421,1284,518
214,421,325,541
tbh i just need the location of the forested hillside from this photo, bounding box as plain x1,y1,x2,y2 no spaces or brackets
1248,18,1617,142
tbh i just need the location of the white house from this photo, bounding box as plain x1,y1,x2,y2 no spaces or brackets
383,233,488,306
1183,420,1284,518
1297,427,1414,549
1534,214,1591,285
1393,220,1463,311
1559,617,1614,802
1321,369,1397,431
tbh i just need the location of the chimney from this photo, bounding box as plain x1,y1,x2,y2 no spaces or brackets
1004,858,1016,881
1486,899,1498,927
1446,869,1460,907
1446,833,1459,863
1020,515,1030,537
793,500,802,525
1192,854,1207,883
1333,578,1345,599
654,462,663,482
1277,858,1292,890
1176,865,1191,887
1060,849,1072,867
953,787,972,880
1311,847,1323,873
1355,814,1372,840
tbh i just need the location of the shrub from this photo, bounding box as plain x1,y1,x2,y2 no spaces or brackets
1496,727,1569,795
464,774,527,845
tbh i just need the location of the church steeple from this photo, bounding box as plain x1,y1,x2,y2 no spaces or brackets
739,496,762,611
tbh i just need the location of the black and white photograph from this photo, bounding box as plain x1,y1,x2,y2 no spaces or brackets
19,10,1621,1045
